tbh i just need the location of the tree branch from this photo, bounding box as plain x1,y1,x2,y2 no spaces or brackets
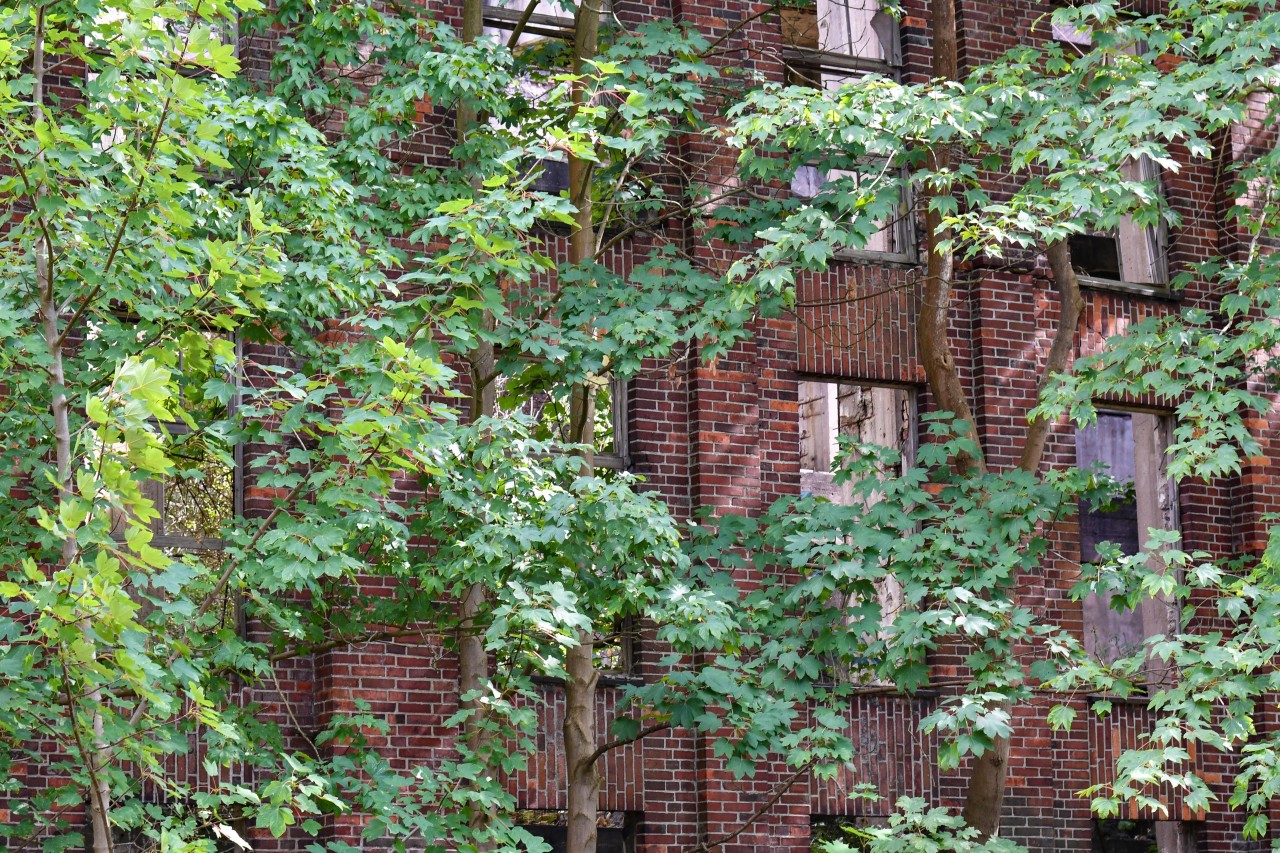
1018,240,1084,474
690,758,817,853
585,721,671,767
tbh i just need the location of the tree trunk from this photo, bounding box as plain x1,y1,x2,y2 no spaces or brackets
1019,241,1084,474
564,632,601,853
31,8,113,851
456,0,498,846
563,2,602,849
918,0,1014,839
918,0,983,477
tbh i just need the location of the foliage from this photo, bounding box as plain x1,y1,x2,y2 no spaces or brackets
818,799,1023,853
6,0,1280,849
708,0,1280,843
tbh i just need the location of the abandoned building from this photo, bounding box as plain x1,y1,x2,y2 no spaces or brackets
13,0,1280,851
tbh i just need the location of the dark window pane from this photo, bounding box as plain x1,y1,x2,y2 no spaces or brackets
1070,233,1122,280
533,158,570,193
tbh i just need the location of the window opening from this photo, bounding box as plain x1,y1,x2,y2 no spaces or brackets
781,0,899,87
482,0,610,46
109,333,242,631
799,381,913,502
791,163,911,258
810,815,885,851
1076,412,1177,669
515,810,638,853
593,615,635,675
1071,156,1168,288
496,372,628,470
798,380,914,682
1092,819,1197,853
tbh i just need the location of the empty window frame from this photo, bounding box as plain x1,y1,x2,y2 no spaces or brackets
782,1,909,261
482,0,610,46
108,334,242,630
791,163,913,259
799,380,914,682
1049,24,1169,290
516,810,638,853
496,373,629,470
809,815,885,851
594,615,636,675
489,74,574,193
1069,156,1169,289
1092,819,1198,853
781,0,900,88
798,380,914,502
1075,411,1177,666
87,805,249,853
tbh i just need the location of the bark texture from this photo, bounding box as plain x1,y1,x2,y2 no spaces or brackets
918,0,984,476
456,0,498,846
564,633,602,853
32,9,113,851
563,3,603,849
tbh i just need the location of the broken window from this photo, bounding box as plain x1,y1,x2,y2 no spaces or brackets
791,163,912,258
482,0,601,46
809,814,885,851
87,804,250,853
799,381,914,682
1070,156,1168,288
781,0,899,87
1092,819,1197,853
593,615,635,675
496,371,628,470
1050,23,1169,289
108,334,242,631
799,381,913,502
1076,412,1177,668
782,1,909,260
516,810,638,853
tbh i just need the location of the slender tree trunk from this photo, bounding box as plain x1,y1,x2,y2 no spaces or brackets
31,9,112,852
1020,241,1084,475
918,0,1017,838
455,0,499,846
563,2,602,850
564,631,601,853
959,244,1082,840
918,0,982,476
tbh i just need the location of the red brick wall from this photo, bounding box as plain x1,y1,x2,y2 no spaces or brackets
29,1,1266,851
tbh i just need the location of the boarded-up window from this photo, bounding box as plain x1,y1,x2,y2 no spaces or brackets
1076,412,1177,667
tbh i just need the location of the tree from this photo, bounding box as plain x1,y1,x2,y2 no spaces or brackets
698,0,1280,845
7,0,1280,851
0,1,794,852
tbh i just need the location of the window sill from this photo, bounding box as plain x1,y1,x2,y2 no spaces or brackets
781,46,899,79
1078,275,1180,301
482,6,575,40
831,247,917,267
532,672,644,688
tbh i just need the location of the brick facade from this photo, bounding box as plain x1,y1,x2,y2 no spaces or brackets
12,0,1279,850
232,1,1277,850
